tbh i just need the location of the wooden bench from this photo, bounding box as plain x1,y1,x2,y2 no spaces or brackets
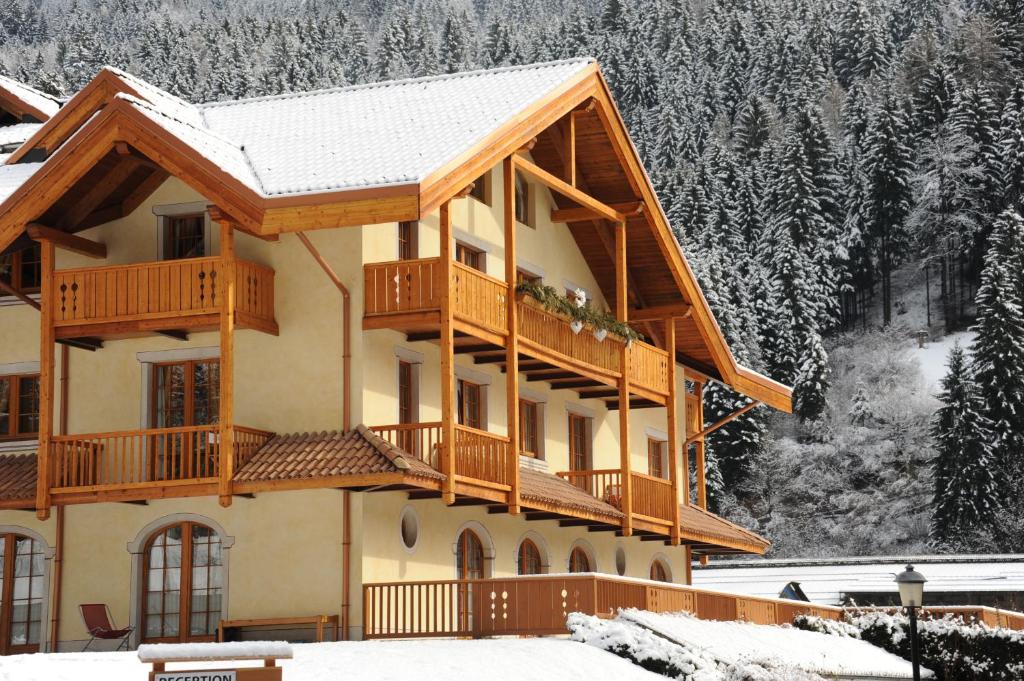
218,615,339,643
138,641,293,681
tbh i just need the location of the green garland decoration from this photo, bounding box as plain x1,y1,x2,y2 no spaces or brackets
515,281,643,343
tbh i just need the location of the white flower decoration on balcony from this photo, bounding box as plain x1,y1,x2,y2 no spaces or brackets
572,288,587,308
570,319,584,334
594,328,608,342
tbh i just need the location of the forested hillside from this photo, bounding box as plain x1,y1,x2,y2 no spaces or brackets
2,0,1023,557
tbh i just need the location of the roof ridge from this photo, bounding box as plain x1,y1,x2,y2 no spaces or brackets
354,424,411,471
0,74,62,104
114,93,247,154
197,57,595,110
99,65,197,111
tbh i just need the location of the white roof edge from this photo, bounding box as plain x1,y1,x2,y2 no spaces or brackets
695,554,1024,570
197,57,596,110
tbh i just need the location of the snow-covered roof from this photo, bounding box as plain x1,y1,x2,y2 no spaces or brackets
196,58,594,196
0,122,41,149
0,162,43,204
0,75,61,120
693,555,1024,605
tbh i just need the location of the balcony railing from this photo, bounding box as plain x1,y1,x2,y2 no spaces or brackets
362,258,670,399
49,424,273,492
370,422,512,490
370,422,442,468
556,469,675,525
50,256,276,334
363,574,844,639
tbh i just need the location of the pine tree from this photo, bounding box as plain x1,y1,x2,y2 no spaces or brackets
930,343,999,549
848,382,875,425
793,329,830,421
970,211,1024,499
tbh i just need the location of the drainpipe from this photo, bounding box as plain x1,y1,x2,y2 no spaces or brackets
295,231,352,640
49,345,69,651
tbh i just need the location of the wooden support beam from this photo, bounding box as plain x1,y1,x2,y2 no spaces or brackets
694,380,707,511
35,239,55,521
512,155,625,224
564,112,576,187
408,490,442,500
550,202,644,224
56,337,102,351
439,200,456,506
523,512,562,521
155,330,189,341
666,317,682,547
217,217,236,507
549,378,603,390
454,343,500,355
27,224,107,259
56,158,143,230
525,371,576,382
684,400,762,447
503,155,521,515
587,525,620,533
576,388,619,399
0,278,40,309
605,399,661,410
628,304,693,323
616,219,632,537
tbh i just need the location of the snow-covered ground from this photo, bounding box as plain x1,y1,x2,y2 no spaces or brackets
0,638,664,681
621,609,927,679
910,329,976,390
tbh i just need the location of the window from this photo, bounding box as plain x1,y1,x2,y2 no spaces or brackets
400,507,419,552
469,172,490,206
162,214,206,260
143,522,223,643
0,243,41,294
517,539,543,575
152,359,219,428
457,379,483,429
455,528,485,630
0,533,45,654
648,438,667,479
398,221,418,260
455,242,484,272
519,399,540,457
568,413,590,473
568,546,591,573
650,559,671,583
516,269,541,285
615,547,627,576
398,361,415,425
0,374,39,439
514,171,532,227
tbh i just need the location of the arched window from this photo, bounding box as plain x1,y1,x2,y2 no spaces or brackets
568,546,591,573
143,522,223,643
517,539,543,575
455,529,484,580
650,559,670,583
0,534,44,654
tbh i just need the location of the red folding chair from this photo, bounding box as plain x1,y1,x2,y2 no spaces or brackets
80,604,133,651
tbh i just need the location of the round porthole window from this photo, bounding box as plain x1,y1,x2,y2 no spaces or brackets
615,547,626,576
400,506,419,552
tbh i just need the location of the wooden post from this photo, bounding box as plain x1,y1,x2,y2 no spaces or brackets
440,201,456,505
615,220,632,537
684,546,693,585
503,157,521,514
217,217,236,507
694,379,707,511
564,113,576,187
665,318,681,546
35,237,55,520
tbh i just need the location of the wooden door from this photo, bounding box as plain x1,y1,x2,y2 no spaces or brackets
456,529,484,632
151,359,220,479
568,413,589,491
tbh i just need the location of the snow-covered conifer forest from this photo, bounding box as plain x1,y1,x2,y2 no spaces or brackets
2,0,1022,557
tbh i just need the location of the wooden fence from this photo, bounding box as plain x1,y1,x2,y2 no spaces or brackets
363,574,843,639
855,605,1024,631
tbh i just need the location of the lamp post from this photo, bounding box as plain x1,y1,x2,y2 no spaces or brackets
895,564,927,681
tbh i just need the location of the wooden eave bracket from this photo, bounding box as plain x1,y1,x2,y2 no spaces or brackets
628,304,692,323
27,223,107,259
551,201,643,224
513,155,624,224
684,400,762,447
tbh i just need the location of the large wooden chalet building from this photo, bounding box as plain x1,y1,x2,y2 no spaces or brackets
0,59,792,652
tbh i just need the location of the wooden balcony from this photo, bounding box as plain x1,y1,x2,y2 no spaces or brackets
363,574,844,639
557,469,676,530
363,258,670,405
48,424,273,502
49,256,277,340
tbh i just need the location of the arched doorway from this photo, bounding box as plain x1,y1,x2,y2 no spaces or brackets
455,529,485,632
0,533,45,654
649,559,671,583
142,521,223,643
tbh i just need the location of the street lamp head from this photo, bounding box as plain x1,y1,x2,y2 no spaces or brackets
895,564,927,608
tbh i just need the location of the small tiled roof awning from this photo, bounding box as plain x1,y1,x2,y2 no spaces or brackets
0,453,36,508
680,503,770,556
519,467,623,522
234,425,444,485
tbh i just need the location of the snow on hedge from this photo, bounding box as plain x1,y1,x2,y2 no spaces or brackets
0,638,665,681
571,608,926,680
137,641,293,662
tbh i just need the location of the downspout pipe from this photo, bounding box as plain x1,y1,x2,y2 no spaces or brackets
49,344,69,651
296,231,352,640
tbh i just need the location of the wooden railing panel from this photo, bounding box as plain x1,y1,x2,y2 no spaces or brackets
451,264,507,336
629,341,670,396
363,258,442,315
232,426,274,472
235,260,276,325
517,299,620,376
454,425,512,488
556,470,623,509
630,472,675,524
370,422,442,468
